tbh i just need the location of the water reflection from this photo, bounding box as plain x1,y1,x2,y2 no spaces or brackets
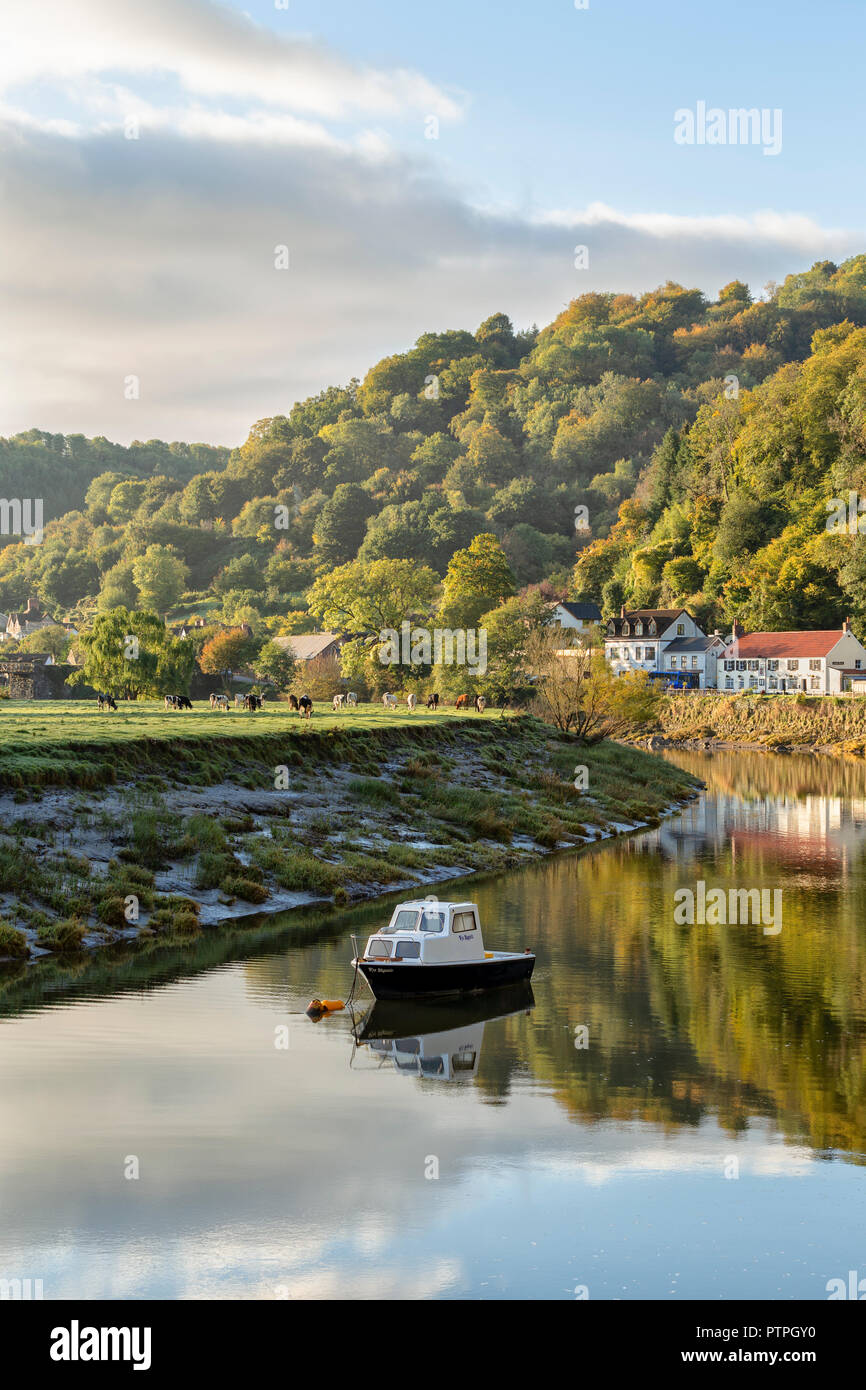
353,987,535,1084
3,749,866,1297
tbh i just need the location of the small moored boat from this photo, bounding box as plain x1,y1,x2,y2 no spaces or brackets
352,899,535,1000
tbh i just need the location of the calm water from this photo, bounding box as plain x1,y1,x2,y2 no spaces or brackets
3,749,866,1301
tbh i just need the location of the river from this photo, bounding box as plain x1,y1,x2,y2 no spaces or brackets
2,749,866,1300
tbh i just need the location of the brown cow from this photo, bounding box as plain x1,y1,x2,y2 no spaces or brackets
455,693,469,710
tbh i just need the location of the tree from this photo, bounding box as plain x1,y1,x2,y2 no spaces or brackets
69,609,195,698
313,483,376,565
131,545,189,617
18,624,71,662
307,557,438,634
97,560,138,611
439,533,515,628
199,629,259,692
478,591,549,707
213,554,265,594
254,639,297,692
528,627,659,741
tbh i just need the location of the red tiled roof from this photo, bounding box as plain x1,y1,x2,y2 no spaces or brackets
728,631,845,658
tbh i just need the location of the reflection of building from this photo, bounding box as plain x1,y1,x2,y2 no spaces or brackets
644,776,866,876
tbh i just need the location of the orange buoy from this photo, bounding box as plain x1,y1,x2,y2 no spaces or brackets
305,998,345,1017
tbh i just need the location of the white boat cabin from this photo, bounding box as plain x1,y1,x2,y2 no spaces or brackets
363,900,486,965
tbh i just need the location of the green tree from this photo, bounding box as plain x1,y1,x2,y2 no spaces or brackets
439,533,515,628
313,483,375,565
307,557,438,634
131,545,189,618
69,609,194,698
254,639,297,692
18,624,71,662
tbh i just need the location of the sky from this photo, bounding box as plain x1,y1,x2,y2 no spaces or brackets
1,0,864,446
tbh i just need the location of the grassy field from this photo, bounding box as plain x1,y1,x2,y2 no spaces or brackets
0,698,495,786
0,699,700,970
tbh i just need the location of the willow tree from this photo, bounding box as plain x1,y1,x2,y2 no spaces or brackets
69,608,195,699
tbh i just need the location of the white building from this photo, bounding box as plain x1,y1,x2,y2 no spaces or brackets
552,600,602,635
604,608,717,686
718,621,866,693
661,633,727,688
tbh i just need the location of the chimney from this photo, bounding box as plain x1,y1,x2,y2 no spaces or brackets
620,604,625,618
843,616,853,633
732,619,744,639
713,629,721,638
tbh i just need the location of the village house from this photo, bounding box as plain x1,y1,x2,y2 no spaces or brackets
718,620,866,694
551,600,602,635
274,632,344,663
604,607,722,688
2,596,60,642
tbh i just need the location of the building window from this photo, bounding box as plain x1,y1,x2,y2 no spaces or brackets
609,647,619,659
648,621,657,635
786,659,798,671
857,660,862,670
622,622,630,635
676,623,685,635
645,647,656,662
747,660,759,671
669,656,677,669
736,661,746,672
810,677,820,690
809,659,821,672
725,677,733,689
634,621,643,636
768,660,779,671
691,656,699,669
724,660,734,672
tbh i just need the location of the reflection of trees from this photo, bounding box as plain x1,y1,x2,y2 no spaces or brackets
471,835,866,1161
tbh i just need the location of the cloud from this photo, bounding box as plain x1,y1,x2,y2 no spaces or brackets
0,114,858,446
0,0,462,121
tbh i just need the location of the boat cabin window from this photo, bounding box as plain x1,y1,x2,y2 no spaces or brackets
367,938,392,958
395,940,420,959
386,909,419,934
419,906,446,932
420,1056,445,1076
395,1038,420,1054
452,910,477,933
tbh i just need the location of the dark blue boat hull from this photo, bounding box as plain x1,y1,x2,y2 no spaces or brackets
358,953,535,1000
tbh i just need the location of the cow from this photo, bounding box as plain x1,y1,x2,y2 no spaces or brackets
209,693,218,710
332,693,345,710
474,695,486,713
164,694,175,710
288,694,300,711
426,692,439,710
97,693,117,712
243,694,261,711
346,692,358,708
298,695,313,719
177,695,193,710
234,694,244,708
382,692,397,709
407,692,417,712
214,693,230,712
455,694,469,710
